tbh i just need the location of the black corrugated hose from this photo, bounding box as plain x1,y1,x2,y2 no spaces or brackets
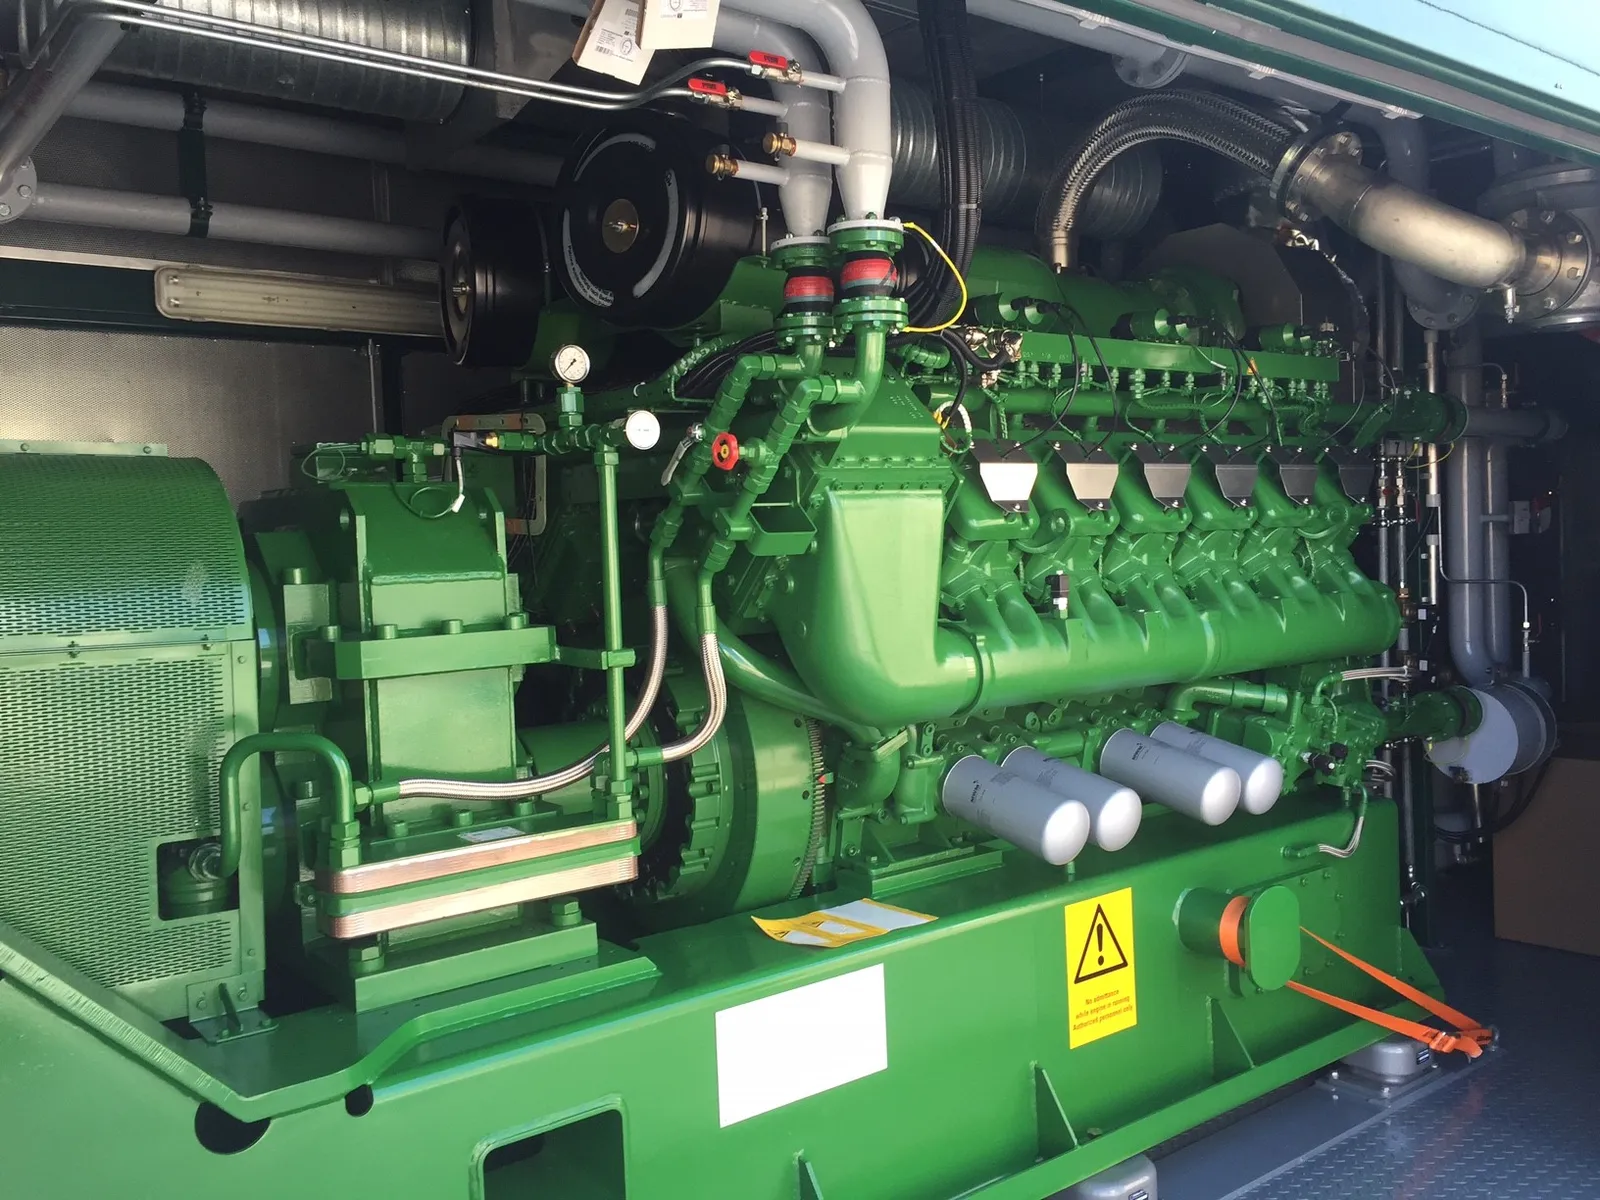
1035,90,1300,270
903,0,982,329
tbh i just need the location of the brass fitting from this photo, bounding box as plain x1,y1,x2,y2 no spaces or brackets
763,131,798,158
706,152,739,179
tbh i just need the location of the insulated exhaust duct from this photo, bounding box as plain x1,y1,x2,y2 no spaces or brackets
889,81,1162,237
31,0,473,121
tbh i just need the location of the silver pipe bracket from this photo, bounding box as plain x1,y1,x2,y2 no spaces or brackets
0,159,38,224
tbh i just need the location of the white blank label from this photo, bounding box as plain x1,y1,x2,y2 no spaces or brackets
714,964,888,1127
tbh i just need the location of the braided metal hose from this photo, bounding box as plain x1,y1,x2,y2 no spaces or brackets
1037,90,1297,269
654,631,730,764
396,603,669,801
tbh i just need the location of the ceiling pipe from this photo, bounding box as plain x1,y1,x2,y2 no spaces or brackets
63,81,563,188
20,180,438,260
0,21,124,192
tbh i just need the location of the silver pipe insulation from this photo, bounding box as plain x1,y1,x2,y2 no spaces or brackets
1291,154,1531,291
0,19,122,191
397,604,671,801
888,80,1161,236
64,81,563,188
35,0,473,122
1369,119,1483,327
24,180,439,258
24,1,736,115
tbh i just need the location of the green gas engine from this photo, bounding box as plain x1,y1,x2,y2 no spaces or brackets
0,92,1538,1200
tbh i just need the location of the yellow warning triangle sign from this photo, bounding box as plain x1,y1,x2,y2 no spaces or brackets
1073,902,1129,984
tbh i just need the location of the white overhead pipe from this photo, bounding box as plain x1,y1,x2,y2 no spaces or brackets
728,0,892,220
713,7,834,238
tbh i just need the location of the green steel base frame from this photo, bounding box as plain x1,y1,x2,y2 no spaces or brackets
0,801,1430,1200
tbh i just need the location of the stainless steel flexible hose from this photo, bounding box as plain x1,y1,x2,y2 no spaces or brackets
1036,91,1296,269
654,631,730,764
396,604,669,801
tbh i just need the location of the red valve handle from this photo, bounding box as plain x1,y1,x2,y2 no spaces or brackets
748,51,790,70
711,432,741,470
687,77,729,96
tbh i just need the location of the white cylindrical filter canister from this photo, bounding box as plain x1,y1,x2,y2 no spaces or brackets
1000,746,1143,852
1097,729,1241,825
941,755,1092,866
1150,721,1285,815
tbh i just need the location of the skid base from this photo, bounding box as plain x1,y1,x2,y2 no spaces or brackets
0,802,1437,1199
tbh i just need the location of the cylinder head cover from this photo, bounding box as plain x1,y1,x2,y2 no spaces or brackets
941,756,1091,867
1001,746,1142,851
1098,730,1241,825
1150,722,1284,815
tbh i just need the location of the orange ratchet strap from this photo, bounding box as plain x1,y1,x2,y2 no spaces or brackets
1286,927,1493,1059
1217,904,1492,1059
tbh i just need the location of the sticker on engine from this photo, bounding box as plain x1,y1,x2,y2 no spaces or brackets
1065,887,1137,1048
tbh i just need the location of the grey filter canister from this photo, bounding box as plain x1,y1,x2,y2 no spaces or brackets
1000,746,1143,852
1149,721,1284,814
941,755,1092,866
1098,729,1241,826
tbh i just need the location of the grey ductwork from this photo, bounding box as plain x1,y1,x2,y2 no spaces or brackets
45,0,473,121
888,81,1161,237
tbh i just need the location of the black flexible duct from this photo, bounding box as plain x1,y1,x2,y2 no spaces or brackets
904,0,982,328
1035,90,1299,271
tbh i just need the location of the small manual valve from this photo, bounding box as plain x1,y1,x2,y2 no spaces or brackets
711,432,741,471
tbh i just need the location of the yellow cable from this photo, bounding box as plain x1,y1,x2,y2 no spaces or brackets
902,220,968,334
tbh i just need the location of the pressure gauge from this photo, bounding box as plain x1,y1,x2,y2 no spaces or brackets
623,410,662,450
551,344,591,384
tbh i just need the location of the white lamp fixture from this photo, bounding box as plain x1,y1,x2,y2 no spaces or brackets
154,265,441,336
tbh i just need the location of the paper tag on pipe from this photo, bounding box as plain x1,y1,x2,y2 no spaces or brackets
637,0,720,51
572,0,652,85
752,898,935,948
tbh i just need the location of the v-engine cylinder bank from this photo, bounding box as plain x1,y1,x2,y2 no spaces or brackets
0,2,1561,1195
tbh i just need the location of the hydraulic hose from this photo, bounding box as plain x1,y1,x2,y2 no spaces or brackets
1036,91,1296,269
396,603,668,800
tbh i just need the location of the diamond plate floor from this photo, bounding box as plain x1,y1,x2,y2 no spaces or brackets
1232,870,1600,1200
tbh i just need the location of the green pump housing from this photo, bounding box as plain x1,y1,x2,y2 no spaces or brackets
0,224,1482,1199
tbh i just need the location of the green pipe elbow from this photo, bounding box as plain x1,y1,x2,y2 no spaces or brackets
662,561,882,744
218,732,356,878
1166,680,1291,720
